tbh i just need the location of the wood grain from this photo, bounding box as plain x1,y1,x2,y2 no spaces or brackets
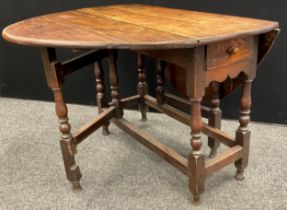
2,4,280,204
73,106,116,144
205,145,243,175
2,4,278,49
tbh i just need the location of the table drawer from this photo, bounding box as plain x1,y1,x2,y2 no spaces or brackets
207,37,255,71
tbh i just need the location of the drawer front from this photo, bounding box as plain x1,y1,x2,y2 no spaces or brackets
207,36,256,71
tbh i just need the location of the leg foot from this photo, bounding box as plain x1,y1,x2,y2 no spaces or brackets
139,105,148,122
71,181,82,192
209,149,217,158
192,194,201,205
102,125,110,136
235,168,245,181
208,136,220,158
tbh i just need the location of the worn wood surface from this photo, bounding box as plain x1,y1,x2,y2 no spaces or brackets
2,4,278,49
73,106,116,144
41,47,82,191
164,93,210,118
234,77,252,180
120,95,141,108
60,50,109,76
156,35,258,101
205,145,243,176
2,4,280,205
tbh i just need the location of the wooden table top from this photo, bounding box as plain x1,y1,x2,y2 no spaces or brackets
2,4,279,49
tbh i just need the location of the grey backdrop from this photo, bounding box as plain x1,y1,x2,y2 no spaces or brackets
0,0,286,124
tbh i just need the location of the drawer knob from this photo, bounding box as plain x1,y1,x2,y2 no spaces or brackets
228,47,239,55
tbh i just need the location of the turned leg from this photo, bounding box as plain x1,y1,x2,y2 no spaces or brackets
137,53,148,121
107,50,123,119
208,82,221,158
53,88,82,191
41,48,82,191
156,60,165,105
185,46,206,204
189,98,205,204
94,62,110,136
234,77,252,180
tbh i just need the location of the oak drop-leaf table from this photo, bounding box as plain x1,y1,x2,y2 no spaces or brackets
2,4,279,205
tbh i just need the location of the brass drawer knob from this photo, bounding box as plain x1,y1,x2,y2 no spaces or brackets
228,46,239,55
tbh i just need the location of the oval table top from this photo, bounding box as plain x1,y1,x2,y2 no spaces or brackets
2,4,279,50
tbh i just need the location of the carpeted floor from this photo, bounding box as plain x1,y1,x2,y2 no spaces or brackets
0,98,286,210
